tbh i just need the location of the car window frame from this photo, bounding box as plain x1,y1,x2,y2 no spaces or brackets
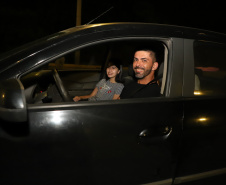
183,39,226,97
17,37,182,106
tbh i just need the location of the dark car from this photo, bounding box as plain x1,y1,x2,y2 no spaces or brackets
0,22,226,185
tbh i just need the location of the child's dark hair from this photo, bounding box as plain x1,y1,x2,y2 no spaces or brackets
105,58,122,83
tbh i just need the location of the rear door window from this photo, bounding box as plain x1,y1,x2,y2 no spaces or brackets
194,41,226,96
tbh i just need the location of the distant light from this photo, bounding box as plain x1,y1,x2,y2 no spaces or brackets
198,33,206,36
194,91,202,95
35,72,41,76
198,117,207,121
196,117,209,125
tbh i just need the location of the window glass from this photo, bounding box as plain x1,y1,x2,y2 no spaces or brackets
194,41,226,96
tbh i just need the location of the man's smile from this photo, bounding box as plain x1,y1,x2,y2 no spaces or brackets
134,67,145,73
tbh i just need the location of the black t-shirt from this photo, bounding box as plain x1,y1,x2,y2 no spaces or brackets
120,81,161,99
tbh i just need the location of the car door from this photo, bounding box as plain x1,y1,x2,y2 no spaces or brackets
174,40,226,184
0,38,184,185
0,99,183,185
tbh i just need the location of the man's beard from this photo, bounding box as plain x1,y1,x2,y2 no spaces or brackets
134,67,152,79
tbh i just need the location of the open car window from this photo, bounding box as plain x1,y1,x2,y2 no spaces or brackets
20,38,168,104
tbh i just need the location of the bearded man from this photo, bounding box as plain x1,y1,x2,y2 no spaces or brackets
120,47,161,99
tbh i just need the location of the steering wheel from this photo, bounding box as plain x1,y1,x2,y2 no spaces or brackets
52,69,72,102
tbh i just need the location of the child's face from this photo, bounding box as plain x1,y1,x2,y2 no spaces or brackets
106,65,120,79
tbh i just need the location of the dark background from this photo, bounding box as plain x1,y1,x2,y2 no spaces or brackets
1,0,226,54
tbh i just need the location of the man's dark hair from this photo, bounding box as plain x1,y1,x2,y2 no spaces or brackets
134,46,157,62
134,42,165,63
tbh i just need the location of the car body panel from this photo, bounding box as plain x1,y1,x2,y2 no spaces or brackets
176,97,226,181
0,23,226,185
1,98,183,185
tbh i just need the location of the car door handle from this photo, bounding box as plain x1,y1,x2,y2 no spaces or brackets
139,126,172,144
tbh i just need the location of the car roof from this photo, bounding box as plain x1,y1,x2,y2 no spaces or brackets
0,22,226,76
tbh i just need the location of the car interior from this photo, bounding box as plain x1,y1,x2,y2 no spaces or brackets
20,39,168,104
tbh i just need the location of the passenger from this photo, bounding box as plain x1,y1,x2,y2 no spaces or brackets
73,58,124,102
120,47,160,99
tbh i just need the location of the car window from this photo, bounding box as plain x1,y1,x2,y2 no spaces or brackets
194,41,226,96
20,39,167,104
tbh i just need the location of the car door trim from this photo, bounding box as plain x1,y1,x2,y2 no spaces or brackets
142,167,226,185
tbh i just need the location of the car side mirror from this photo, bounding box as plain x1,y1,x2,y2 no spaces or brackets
0,79,27,122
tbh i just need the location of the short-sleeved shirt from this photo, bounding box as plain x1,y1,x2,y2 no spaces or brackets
89,79,124,101
120,81,160,99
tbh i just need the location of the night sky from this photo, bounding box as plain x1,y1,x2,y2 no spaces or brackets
1,0,226,54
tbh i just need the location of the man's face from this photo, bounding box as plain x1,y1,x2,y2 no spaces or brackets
133,50,155,79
